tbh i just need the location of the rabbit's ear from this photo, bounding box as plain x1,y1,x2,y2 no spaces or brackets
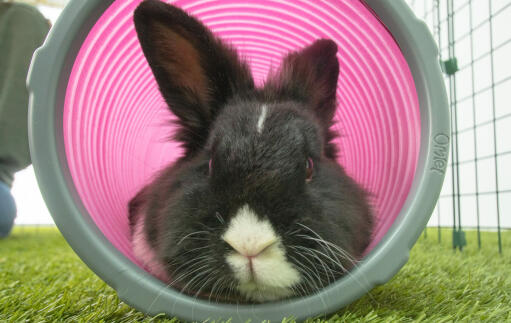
134,0,254,155
267,39,339,127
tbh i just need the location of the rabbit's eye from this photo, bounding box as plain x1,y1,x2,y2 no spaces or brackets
306,157,313,182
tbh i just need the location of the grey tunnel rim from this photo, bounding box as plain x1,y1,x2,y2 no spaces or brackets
27,0,449,321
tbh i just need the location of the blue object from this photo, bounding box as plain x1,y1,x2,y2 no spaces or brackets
0,181,16,238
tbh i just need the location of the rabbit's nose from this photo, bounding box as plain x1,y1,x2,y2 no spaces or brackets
224,237,277,258
221,204,279,257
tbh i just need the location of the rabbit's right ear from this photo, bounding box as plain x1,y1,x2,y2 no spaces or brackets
134,0,254,156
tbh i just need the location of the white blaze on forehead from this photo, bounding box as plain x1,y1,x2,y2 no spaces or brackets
222,204,302,301
256,104,268,134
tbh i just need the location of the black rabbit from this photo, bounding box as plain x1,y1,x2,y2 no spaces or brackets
129,0,373,303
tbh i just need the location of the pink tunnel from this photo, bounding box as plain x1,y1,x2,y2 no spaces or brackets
63,0,420,269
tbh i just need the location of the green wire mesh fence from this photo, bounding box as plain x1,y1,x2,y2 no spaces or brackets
407,0,510,253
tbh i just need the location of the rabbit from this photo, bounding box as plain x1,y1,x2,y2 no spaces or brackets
129,0,374,303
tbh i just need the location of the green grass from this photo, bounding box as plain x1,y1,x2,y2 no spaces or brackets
0,227,509,322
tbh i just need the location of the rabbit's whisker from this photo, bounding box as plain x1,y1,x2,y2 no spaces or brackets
177,230,209,245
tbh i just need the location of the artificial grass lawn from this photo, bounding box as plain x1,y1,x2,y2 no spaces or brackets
0,227,510,322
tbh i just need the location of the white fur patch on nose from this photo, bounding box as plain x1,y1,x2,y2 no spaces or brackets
222,204,276,256
222,204,301,301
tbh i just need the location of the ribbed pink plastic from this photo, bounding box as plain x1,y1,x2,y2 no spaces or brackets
63,0,420,264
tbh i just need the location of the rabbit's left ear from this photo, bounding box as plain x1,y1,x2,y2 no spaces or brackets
266,39,339,128
134,0,254,156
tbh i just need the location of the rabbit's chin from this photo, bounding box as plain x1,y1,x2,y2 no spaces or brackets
238,282,295,302
227,245,301,302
